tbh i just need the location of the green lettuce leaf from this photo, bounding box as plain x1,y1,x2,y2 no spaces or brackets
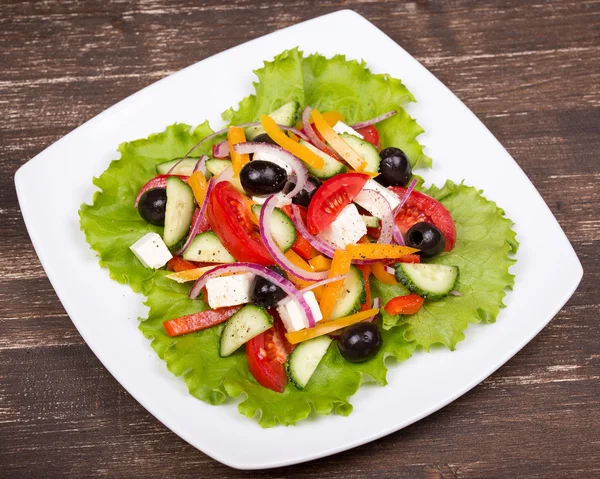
380,181,518,351
79,50,517,427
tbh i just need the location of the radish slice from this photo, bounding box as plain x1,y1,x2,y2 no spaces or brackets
212,140,230,158
189,262,317,328
174,178,215,256
234,142,308,199
134,175,188,207
392,178,418,245
355,190,393,244
260,195,328,282
277,274,348,306
350,110,397,130
301,106,329,153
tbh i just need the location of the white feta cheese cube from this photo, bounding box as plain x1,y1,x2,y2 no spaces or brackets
252,151,293,174
319,204,367,250
354,179,401,213
205,273,256,309
332,121,364,139
277,291,323,332
129,232,173,269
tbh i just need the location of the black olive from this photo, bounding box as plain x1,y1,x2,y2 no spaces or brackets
291,176,322,207
338,322,382,363
251,266,287,308
253,133,277,145
240,160,288,196
405,222,445,258
137,188,167,226
376,147,412,187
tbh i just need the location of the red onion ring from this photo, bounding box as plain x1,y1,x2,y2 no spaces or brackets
134,175,188,207
192,154,208,176
301,106,329,152
188,262,316,328
277,274,348,306
356,190,394,244
174,178,215,256
364,297,381,323
350,110,397,130
385,265,395,275
392,178,418,245
214,165,234,184
234,142,308,199
212,140,230,158
260,195,328,282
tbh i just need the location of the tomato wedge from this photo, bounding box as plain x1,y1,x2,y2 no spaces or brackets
389,187,457,251
207,182,274,265
246,322,290,393
307,172,370,234
384,294,424,316
355,125,380,150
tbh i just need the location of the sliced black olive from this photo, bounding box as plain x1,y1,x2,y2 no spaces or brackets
404,222,445,258
291,176,322,207
251,266,287,308
240,160,288,196
253,133,277,145
376,147,412,187
137,188,167,226
338,322,383,363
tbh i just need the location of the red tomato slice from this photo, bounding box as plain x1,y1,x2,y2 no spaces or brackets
207,182,274,265
355,125,380,150
307,172,370,234
389,187,456,251
246,324,289,393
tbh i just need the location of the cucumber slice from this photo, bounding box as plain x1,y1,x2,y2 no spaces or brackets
298,139,347,179
245,101,299,140
339,132,381,174
251,204,296,252
286,336,332,389
329,265,366,320
163,177,195,247
205,159,232,177
220,304,273,357
395,263,459,300
361,215,380,228
181,231,235,263
156,158,197,176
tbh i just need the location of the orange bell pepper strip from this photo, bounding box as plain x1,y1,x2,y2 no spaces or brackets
384,294,424,316
371,261,397,285
345,244,418,261
309,254,332,272
356,265,372,311
228,126,250,176
294,110,345,131
311,109,367,171
165,265,218,283
285,308,379,344
283,250,325,301
319,249,352,321
187,171,209,206
166,257,198,273
260,115,324,169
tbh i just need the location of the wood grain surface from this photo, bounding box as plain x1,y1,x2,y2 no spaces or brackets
1,0,598,477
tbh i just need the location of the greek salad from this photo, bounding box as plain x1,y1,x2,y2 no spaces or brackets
130,103,459,393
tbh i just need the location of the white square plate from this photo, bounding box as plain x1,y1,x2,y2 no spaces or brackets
15,10,582,470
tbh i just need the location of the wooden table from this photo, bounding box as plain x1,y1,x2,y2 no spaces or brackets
1,1,598,477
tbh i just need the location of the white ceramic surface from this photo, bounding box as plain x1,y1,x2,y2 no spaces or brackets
15,10,583,470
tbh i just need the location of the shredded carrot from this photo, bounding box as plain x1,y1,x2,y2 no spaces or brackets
311,109,367,171
228,126,250,176
372,261,397,285
260,115,324,169
308,254,332,272
319,249,352,321
285,308,379,344
345,244,418,260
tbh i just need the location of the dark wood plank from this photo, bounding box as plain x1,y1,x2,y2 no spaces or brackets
1,0,598,477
